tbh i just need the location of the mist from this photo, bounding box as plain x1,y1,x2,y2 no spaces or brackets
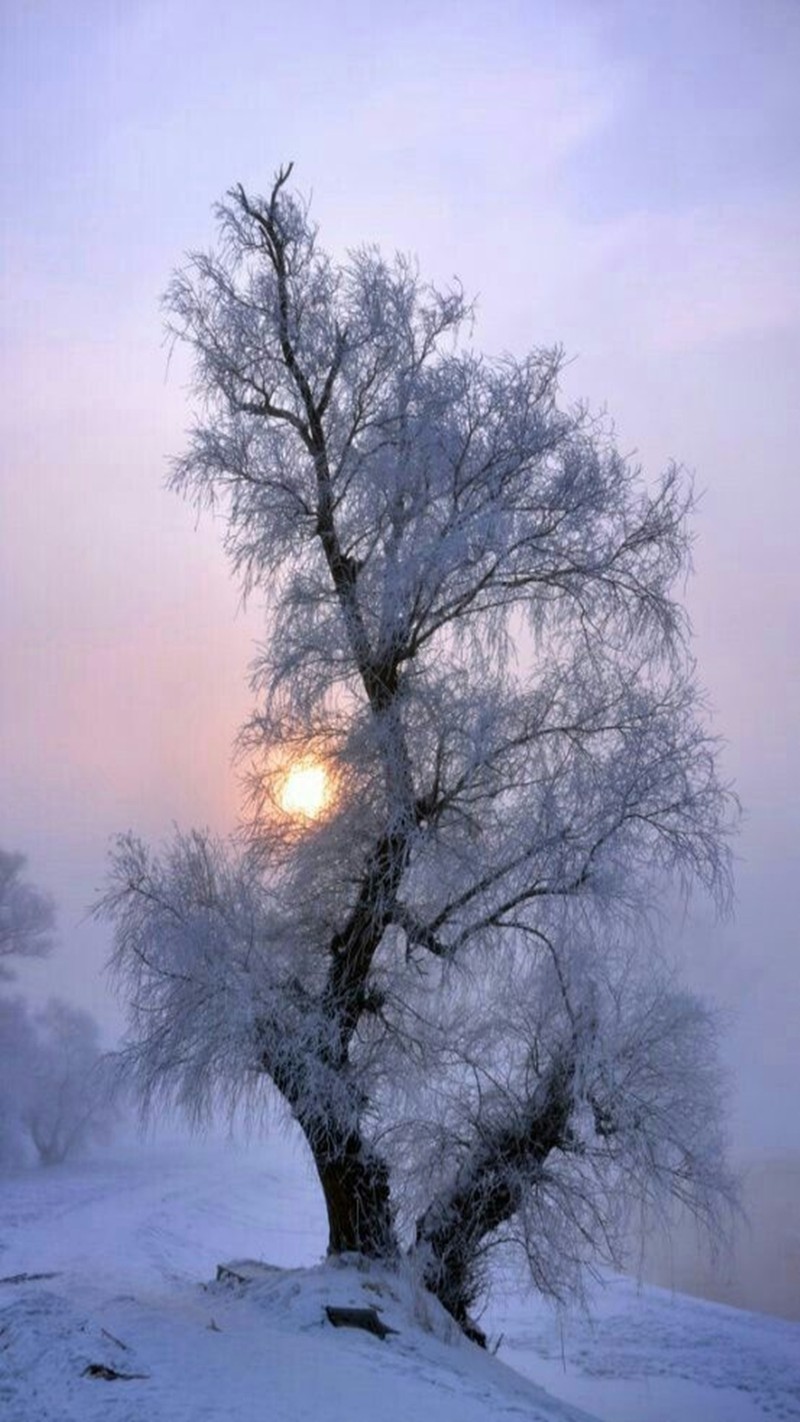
2,0,798,1320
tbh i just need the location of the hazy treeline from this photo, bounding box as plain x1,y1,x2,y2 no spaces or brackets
0,847,120,1168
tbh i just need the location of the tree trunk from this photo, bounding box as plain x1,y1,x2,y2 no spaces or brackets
415,1056,576,1344
312,1129,398,1258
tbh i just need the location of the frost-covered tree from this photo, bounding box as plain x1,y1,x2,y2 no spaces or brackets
0,996,38,1166
0,997,118,1168
101,165,736,1341
22,1000,118,1166
0,849,54,979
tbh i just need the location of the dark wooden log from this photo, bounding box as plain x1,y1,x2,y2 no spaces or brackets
82,1363,150,1381
324,1305,398,1339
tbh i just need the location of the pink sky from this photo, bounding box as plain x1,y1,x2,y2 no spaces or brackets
1,0,798,1157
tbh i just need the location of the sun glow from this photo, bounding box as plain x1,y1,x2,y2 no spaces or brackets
278,760,329,820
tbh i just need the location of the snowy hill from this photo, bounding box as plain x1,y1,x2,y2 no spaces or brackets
1,1136,798,1421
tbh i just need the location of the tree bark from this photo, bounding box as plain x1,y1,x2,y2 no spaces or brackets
266,1049,399,1261
415,1056,575,1343
313,1130,397,1258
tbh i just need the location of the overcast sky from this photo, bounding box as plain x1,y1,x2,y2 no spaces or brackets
1,0,798,1158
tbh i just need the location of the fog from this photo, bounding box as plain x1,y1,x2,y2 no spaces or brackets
640,1157,800,1323
1,0,798,1316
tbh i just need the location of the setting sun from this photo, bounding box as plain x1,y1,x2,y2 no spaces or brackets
278,761,329,820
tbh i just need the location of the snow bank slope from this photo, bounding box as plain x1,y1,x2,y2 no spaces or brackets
1,1137,799,1421
0,1140,593,1422
0,1261,597,1422
489,1271,800,1422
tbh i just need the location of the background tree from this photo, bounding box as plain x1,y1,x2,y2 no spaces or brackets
0,997,118,1169
0,847,54,1165
0,849,54,979
0,996,37,1166
101,165,736,1341
21,1000,118,1166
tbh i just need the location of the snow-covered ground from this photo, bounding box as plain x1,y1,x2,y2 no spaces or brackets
1,1134,798,1421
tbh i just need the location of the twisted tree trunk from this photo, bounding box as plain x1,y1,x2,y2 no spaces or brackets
415,1056,575,1343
